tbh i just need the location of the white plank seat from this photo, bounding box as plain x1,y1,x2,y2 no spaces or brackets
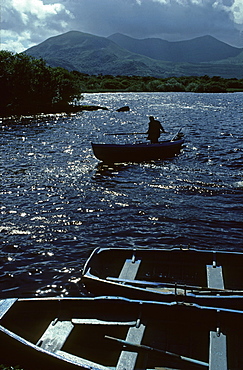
37,318,138,370
206,260,225,290
209,329,227,370
118,257,141,281
0,298,17,319
72,318,137,326
116,321,146,370
36,319,74,352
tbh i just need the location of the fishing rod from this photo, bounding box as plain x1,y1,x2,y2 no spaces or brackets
105,335,208,367
104,132,147,136
171,128,183,141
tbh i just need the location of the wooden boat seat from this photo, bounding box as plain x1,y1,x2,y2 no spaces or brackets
116,322,146,370
36,319,74,352
72,318,137,326
206,265,225,289
118,258,141,280
209,330,227,370
0,298,17,319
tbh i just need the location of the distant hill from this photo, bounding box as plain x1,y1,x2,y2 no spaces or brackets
25,31,243,79
108,33,242,63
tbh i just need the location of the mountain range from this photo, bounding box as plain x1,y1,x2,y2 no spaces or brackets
25,31,243,79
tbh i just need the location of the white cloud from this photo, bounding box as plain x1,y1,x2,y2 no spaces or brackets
11,0,72,20
226,0,243,25
1,30,30,53
152,0,203,4
1,0,73,52
151,0,168,4
212,0,243,32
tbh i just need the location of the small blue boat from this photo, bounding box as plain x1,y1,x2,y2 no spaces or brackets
81,247,243,309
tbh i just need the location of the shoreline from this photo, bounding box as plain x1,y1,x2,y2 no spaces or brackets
0,105,109,123
1,89,242,122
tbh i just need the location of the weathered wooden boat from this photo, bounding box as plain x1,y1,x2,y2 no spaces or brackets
1,296,243,370
91,137,184,163
81,247,243,308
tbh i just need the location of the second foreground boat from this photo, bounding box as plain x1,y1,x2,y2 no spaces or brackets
1,296,243,369
81,247,243,309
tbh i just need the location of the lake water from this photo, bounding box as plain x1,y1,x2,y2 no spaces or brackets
1,92,242,298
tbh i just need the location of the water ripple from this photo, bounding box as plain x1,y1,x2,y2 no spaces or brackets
1,92,242,297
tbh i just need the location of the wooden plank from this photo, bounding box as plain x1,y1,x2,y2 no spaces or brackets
0,298,17,319
206,265,225,289
116,323,146,370
72,318,136,326
119,259,141,280
209,330,227,370
56,350,110,370
37,319,74,352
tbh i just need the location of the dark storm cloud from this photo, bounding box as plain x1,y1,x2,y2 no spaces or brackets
2,0,243,52
54,0,243,45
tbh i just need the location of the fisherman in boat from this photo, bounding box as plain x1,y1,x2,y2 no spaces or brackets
147,116,165,143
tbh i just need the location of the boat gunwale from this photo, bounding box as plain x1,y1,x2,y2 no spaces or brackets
91,138,184,149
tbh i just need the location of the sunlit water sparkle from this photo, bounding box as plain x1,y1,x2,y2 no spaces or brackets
1,92,242,297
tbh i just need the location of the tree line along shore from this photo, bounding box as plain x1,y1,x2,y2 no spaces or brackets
1,50,243,118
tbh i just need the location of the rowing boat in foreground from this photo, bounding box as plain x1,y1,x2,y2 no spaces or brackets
1,296,243,369
81,247,243,308
91,137,184,163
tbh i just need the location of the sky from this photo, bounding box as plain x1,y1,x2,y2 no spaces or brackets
1,0,243,53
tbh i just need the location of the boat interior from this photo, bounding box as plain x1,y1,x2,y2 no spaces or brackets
85,248,243,293
1,297,243,370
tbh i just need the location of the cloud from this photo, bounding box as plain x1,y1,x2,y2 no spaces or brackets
219,0,243,25
1,0,243,53
12,0,68,19
1,0,74,52
65,0,243,46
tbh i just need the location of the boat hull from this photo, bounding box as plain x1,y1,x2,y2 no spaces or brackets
91,138,184,163
81,247,243,309
1,296,243,369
